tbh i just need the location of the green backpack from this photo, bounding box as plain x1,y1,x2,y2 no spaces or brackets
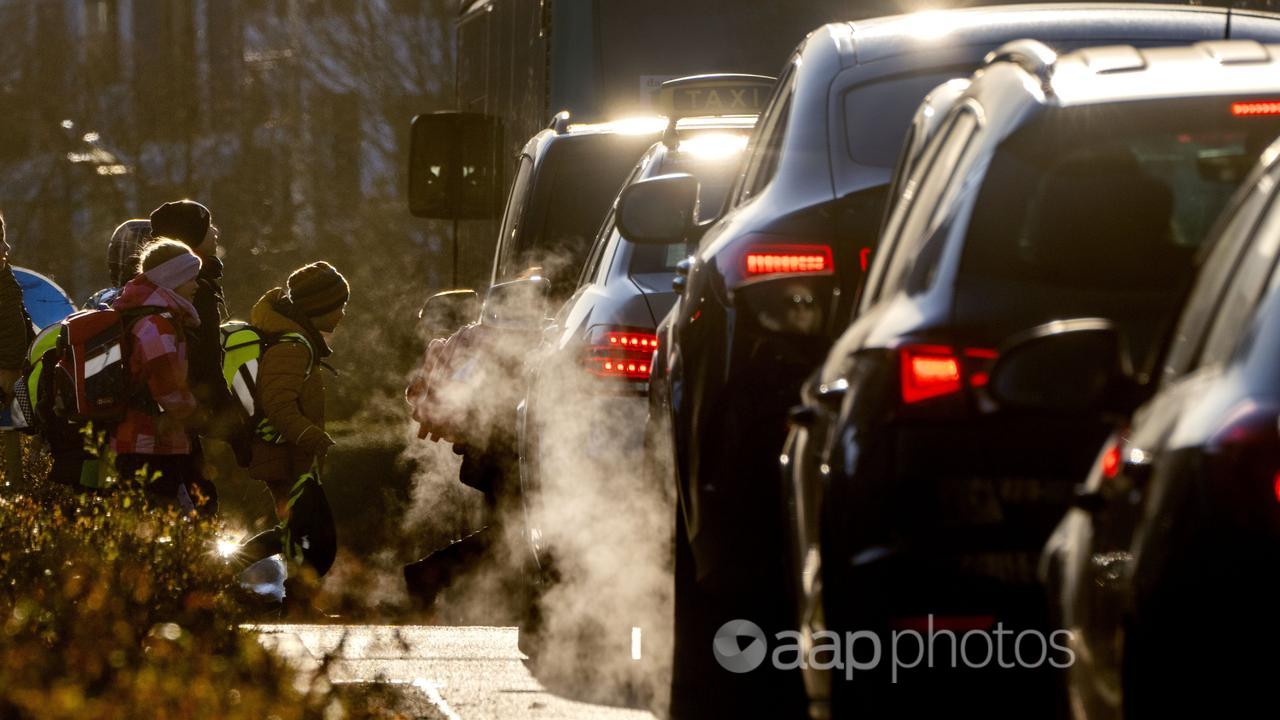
220,321,315,444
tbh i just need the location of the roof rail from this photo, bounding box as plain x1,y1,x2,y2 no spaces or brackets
549,111,571,134
984,39,1057,85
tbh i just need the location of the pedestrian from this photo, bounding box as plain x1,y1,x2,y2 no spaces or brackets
0,212,36,486
239,262,348,612
149,200,238,507
110,239,209,511
85,219,152,309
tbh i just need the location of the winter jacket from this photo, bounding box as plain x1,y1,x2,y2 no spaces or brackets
110,277,201,455
248,288,333,490
189,258,232,403
0,265,33,371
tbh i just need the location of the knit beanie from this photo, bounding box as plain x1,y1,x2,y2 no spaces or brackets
286,262,350,317
108,219,152,287
149,200,211,249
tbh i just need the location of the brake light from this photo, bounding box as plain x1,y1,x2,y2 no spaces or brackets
744,246,833,276
1101,438,1123,480
605,332,659,350
899,345,995,405
1231,100,1280,117
585,328,657,380
1273,471,1280,504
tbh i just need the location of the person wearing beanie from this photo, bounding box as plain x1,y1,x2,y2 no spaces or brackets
238,262,349,610
149,200,241,503
85,218,152,309
110,239,211,512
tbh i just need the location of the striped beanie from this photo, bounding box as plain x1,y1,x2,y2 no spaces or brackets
109,219,152,286
286,262,350,317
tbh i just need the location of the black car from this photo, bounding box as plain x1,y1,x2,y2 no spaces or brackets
1039,132,1280,718
783,37,1280,716
632,4,1280,716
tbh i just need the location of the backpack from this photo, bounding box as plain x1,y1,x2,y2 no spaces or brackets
220,321,315,444
11,308,164,489
55,308,168,423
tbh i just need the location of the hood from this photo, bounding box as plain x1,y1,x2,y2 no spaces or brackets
250,287,331,357
113,276,200,327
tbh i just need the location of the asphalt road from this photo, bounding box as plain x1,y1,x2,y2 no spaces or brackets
255,624,658,720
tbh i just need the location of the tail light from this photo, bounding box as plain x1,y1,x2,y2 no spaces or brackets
1207,400,1280,508
724,233,834,289
744,246,833,277
899,344,996,405
584,328,657,381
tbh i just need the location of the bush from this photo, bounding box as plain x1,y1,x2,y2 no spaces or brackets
0,439,321,720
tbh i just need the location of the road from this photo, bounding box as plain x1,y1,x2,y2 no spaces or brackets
256,624,658,720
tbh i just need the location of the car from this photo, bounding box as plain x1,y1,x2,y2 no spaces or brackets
1036,131,1280,718
510,78,762,677
784,37,1280,717
403,113,664,606
633,4,1280,716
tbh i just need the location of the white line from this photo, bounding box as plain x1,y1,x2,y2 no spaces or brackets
413,678,462,720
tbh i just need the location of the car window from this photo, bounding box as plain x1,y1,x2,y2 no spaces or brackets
843,70,967,169
954,97,1280,375
869,108,979,304
511,141,646,298
1197,180,1280,369
736,63,796,204
495,154,535,280
1161,158,1280,381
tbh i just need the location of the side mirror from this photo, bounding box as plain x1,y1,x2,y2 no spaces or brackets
617,173,699,245
419,289,479,338
987,318,1135,415
408,112,504,219
481,276,550,330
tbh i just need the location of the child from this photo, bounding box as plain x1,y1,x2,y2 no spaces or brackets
241,262,348,609
111,239,208,510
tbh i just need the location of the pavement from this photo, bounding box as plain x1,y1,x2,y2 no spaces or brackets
255,624,658,720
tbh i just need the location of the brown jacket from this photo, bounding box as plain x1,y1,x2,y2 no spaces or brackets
249,288,332,494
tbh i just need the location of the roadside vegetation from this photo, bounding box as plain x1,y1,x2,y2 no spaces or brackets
0,440,416,720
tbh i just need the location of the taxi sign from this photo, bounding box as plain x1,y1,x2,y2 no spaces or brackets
654,74,775,119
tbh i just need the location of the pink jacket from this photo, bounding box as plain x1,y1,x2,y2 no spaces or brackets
109,277,200,455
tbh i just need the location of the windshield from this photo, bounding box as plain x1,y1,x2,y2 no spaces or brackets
956,96,1280,372
844,70,968,168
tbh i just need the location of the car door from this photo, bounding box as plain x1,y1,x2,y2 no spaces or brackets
1074,155,1280,707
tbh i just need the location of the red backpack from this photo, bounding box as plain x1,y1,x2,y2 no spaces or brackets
53,308,166,423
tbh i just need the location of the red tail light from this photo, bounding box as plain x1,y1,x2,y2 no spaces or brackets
1101,438,1123,480
1231,100,1280,117
899,345,995,405
585,328,657,380
744,246,833,277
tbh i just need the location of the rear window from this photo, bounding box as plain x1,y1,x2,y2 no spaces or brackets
629,142,743,275
956,97,1280,372
844,70,967,168
515,140,648,297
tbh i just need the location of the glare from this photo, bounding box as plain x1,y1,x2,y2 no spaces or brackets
902,10,955,40
572,116,668,136
678,132,749,160
215,535,243,559
631,627,643,661
82,132,99,143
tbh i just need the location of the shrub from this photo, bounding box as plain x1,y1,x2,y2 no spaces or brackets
0,439,321,720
